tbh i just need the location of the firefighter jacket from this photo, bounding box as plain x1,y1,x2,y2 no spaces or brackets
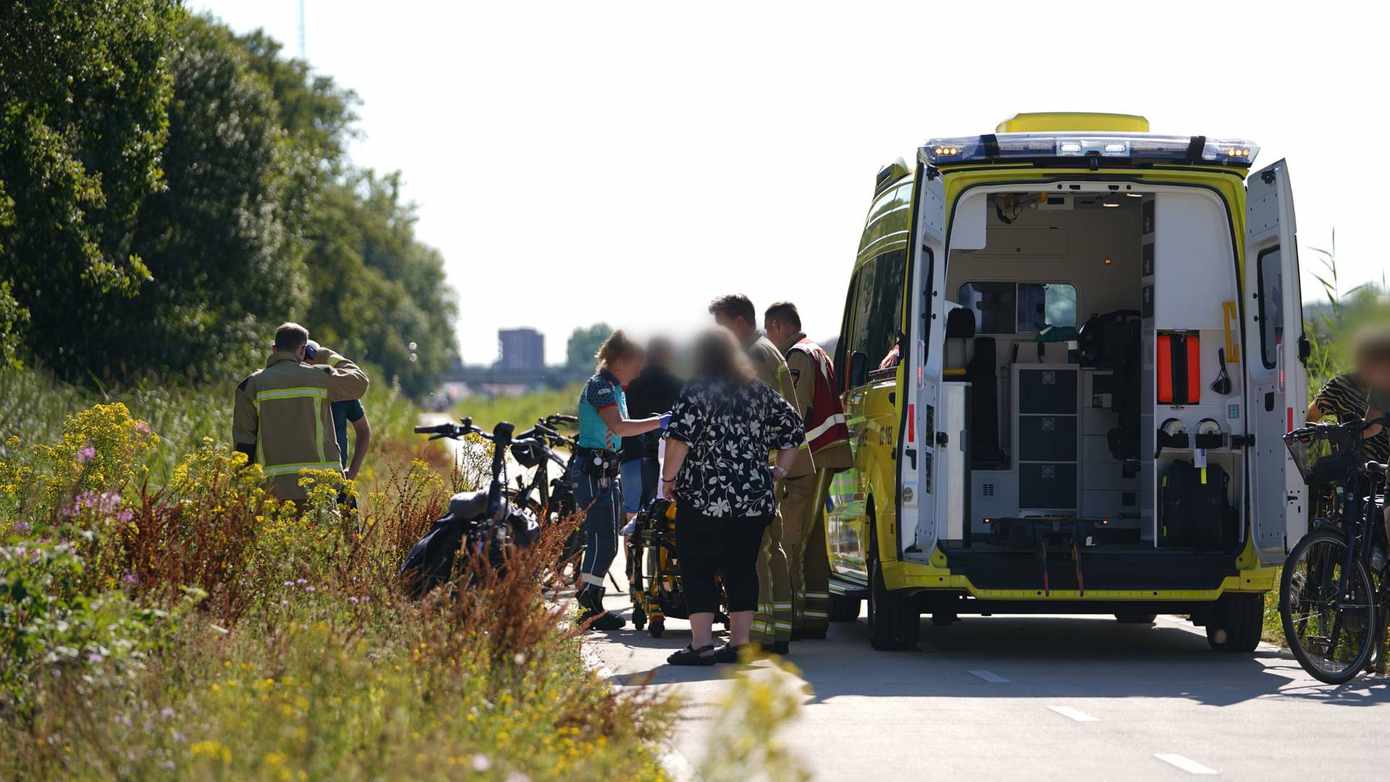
233,347,370,500
747,333,815,477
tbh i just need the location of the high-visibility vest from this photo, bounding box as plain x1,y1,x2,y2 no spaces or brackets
788,337,852,470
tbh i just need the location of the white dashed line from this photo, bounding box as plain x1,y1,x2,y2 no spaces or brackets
1154,753,1219,775
1047,705,1097,722
968,669,1010,683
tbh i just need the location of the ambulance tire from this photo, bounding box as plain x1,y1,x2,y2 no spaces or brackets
867,513,918,651
829,593,862,622
1114,610,1156,624
1205,593,1263,653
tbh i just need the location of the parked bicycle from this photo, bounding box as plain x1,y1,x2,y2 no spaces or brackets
399,418,544,597
1279,414,1390,683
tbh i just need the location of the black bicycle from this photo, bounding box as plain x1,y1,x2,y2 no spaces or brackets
400,418,547,597
1279,415,1390,684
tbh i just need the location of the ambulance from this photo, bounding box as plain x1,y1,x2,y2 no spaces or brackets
825,112,1306,653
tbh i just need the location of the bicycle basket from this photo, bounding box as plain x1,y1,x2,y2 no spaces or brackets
1284,425,1360,486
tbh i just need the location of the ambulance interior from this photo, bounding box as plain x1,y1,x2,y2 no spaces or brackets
934,185,1247,569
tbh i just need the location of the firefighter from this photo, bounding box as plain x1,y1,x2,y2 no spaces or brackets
765,302,853,639
708,294,802,654
232,323,370,503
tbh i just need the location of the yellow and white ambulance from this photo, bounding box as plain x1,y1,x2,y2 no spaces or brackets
826,112,1305,653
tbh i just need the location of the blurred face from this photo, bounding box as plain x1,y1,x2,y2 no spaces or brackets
764,317,795,349
1360,355,1390,394
611,351,645,385
713,311,752,341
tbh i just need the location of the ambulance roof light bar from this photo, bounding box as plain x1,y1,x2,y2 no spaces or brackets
921,133,1260,168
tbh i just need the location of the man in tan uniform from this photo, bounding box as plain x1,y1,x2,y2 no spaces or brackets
709,294,803,654
765,302,854,639
233,323,370,502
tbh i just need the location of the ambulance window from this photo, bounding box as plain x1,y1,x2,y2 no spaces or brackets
849,249,907,376
1257,247,1284,369
959,282,1076,334
958,282,1016,334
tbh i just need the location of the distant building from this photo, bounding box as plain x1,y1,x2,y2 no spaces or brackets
497,328,544,371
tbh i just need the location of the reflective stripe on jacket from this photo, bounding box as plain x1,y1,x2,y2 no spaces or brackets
232,348,369,500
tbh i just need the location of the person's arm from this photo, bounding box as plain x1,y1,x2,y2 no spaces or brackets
771,447,798,481
232,379,258,464
598,405,665,438
786,350,816,422
321,351,370,402
662,438,689,487
346,415,371,480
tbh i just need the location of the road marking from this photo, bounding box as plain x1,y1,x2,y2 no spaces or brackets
968,669,1009,683
1154,753,1219,775
1047,705,1097,722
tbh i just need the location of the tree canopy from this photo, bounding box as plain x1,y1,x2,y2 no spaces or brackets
0,4,459,395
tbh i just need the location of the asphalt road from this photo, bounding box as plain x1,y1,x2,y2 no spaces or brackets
588,553,1390,781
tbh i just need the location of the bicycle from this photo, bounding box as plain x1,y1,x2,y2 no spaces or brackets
1279,415,1390,684
400,417,553,597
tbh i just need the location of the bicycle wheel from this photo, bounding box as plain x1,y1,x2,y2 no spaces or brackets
1280,528,1377,684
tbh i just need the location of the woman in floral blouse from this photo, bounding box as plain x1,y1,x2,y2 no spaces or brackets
661,326,804,665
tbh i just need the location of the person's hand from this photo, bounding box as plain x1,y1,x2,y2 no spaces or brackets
345,466,359,481
658,413,671,430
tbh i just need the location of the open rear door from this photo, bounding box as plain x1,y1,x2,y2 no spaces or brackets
902,172,948,557
1244,159,1305,564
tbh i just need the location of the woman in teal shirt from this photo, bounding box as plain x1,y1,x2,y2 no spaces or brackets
572,330,667,630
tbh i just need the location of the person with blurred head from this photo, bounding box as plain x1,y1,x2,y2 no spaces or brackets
764,301,852,639
1351,326,1390,549
1307,330,1390,470
232,323,369,502
708,293,803,653
620,336,683,519
571,329,667,631
661,326,804,664
303,340,373,483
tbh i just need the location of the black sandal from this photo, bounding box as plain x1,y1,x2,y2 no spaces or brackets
714,644,747,664
667,644,717,666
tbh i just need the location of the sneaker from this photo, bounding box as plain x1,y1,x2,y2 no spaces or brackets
667,644,717,666
620,519,639,537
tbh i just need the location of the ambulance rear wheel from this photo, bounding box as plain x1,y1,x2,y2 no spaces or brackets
867,516,918,651
1206,593,1263,653
1115,610,1156,624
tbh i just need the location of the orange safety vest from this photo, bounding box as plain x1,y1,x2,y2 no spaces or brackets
788,337,852,470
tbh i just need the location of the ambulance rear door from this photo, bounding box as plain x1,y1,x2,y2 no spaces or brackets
901,171,950,558
1243,159,1306,562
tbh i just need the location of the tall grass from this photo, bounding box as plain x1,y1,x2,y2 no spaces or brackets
0,386,672,780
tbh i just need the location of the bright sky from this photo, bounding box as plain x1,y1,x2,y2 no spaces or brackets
191,0,1384,364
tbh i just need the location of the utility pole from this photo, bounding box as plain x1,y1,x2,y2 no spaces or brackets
297,0,306,60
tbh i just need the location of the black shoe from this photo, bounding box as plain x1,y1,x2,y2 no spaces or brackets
667,644,717,666
769,641,790,656
714,644,748,663
578,611,625,631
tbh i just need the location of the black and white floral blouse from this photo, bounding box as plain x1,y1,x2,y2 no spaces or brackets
665,378,805,518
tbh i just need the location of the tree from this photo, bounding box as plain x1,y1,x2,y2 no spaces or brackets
302,172,458,397
0,0,181,371
566,324,612,374
98,15,308,378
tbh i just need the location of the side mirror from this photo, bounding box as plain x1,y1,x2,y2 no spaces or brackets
849,351,868,388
